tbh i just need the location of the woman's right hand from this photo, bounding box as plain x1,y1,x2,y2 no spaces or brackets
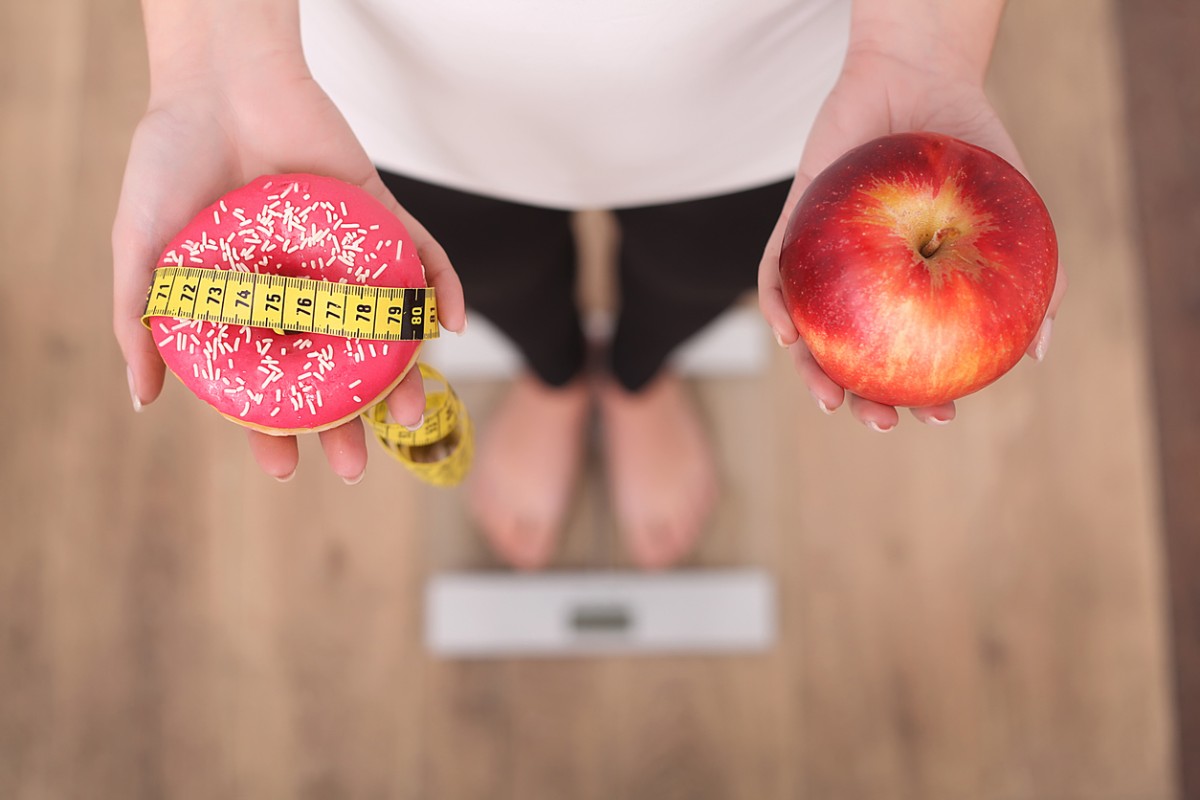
113,4,464,482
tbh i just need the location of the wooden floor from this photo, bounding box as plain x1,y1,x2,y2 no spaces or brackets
1117,1,1200,795
0,1,1184,798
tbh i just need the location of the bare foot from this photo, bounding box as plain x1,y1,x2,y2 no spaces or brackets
468,373,590,570
598,373,718,570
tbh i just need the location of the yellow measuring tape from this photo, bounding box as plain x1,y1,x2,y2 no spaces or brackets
143,266,472,487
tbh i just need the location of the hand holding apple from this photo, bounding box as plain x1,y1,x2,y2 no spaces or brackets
778,131,1057,408
758,29,1067,430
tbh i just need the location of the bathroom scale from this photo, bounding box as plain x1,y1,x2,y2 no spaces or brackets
425,569,776,657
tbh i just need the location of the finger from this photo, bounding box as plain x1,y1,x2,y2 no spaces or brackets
402,211,466,334
1026,260,1067,361
400,211,460,333
246,430,300,481
112,201,170,409
758,230,799,345
318,416,368,484
1047,259,1068,319
385,365,426,429
360,171,467,335
789,342,845,414
848,394,900,432
909,401,956,426
758,169,820,344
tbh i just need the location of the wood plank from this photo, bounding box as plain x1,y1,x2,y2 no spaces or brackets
1114,0,1200,796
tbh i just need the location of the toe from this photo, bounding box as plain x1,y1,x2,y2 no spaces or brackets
627,518,678,571
505,517,557,572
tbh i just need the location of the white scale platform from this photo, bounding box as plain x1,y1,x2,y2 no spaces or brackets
422,305,777,657
422,304,770,380
426,570,776,657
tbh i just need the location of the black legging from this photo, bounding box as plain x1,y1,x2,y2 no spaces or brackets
378,169,791,392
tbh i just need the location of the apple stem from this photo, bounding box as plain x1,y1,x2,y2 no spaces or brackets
920,227,954,258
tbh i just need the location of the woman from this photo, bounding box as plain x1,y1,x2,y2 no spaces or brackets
112,0,1064,569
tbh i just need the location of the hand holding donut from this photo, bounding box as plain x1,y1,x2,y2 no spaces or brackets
113,1,465,482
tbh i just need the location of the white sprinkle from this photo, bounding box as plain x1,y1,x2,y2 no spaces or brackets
382,344,389,355
348,379,362,389
340,201,348,216
372,264,387,279
213,209,221,225
395,239,403,261
270,407,281,418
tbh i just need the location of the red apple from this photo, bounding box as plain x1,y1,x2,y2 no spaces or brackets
779,131,1057,408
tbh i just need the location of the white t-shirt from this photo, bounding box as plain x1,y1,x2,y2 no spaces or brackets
300,0,850,209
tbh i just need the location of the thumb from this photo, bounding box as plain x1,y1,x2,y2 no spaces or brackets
357,170,466,336
758,169,816,346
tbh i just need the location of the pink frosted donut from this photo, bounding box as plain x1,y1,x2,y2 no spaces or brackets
150,174,425,434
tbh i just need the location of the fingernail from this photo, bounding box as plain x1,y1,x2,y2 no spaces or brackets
867,421,894,434
774,330,787,348
342,470,365,486
275,468,296,483
126,365,142,413
403,413,425,432
1034,317,1054,362
926,416,952,426
457,317,469,337
812,393,834,415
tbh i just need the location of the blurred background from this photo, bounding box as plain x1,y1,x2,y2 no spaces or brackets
2,0,1197,798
